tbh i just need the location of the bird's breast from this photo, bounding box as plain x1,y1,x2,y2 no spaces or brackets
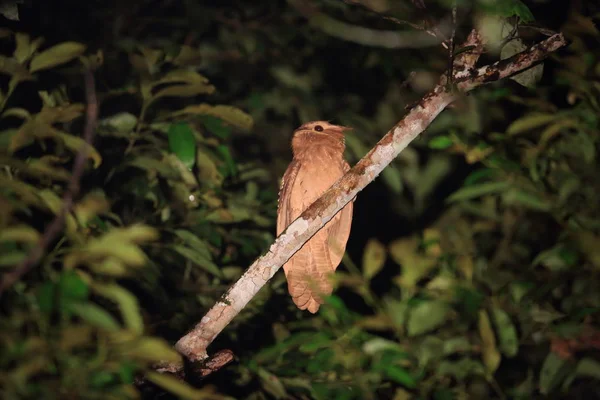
293,150,346,197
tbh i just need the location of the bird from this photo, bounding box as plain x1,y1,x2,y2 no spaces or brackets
277,121,354,313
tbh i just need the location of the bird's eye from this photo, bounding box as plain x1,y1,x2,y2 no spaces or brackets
314,125,324,132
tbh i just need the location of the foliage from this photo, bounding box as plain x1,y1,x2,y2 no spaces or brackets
1,0,599,399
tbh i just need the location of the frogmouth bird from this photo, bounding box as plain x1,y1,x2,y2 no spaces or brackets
277,121,354,313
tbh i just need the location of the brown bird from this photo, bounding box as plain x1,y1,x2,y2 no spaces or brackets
277,121,354,313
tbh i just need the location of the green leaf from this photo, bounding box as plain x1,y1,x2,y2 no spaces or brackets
90,258,128,277
0,55,32,80
37,189,78,236
69,302,121,331
148,84,215,107
298,332,332,353
216,145,237,177
145,371,221,400
437,358,486,380
171,245,222,277
539,352,573,395
416,336,444,368
200,115,232,139
168,122,196,170
363,337,407,355
14,33,33,63
407,300,451,337
502,189,550,211
121,337,182,364
383,365,417,388
442,337,472,356
29,42,87,73
99,112,137,134
128,155,180,179
93,283,144,334
172,229,212,260
455,287,485,321
89,371,115,389
172,104,254,131
59,271,89,302
463,168,497,186
429,136,454,149
36,281,56,314
491,307,519,357
55,131,102,168
65,225,158,269
478,310,501,375
506,113,557,135
258,368,288,399
562,358,600,391
497,0,535,22
0,225,40,243
362,238,386,280
389,236,437,289
447,181,511,202
14,34,45,64
381,164,403,194
0,250,26,267
151,69,210,87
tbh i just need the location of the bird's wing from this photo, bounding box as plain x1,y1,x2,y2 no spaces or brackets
277,157,351,313
325,160,353,270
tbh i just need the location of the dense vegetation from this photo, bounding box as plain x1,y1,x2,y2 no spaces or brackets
0,0,599,399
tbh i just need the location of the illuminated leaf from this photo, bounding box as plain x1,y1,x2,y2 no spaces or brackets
362,238,386,280
491,307,519,357
55,131,102,168
407,300,450,336
0,250,26,267
0,225,40,243
93,283,144,334
171,104,254,131
447,181,511,202
65,225,158,269
37,189,78,236
478,310,501,375
145,371,224,400
389,236,437,289
172,245,222,277
172,229,212,260
539,352,573,395
562,358,600,391
69,303,121,331
120,337,182,364
30,42,86,73
507,113,557,135
258,368,288,399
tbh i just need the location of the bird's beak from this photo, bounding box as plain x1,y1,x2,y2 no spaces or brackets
338,125,353,132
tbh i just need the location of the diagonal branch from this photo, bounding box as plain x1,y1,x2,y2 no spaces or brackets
157,31,567,377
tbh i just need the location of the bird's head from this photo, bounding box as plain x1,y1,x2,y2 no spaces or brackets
291,121,352,155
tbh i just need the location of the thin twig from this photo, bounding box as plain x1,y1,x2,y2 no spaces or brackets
446,0,457,84
0,69,98,295
289,0,451,48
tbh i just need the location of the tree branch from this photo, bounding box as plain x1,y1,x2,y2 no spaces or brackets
157,31,567,377
0,69,98,295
